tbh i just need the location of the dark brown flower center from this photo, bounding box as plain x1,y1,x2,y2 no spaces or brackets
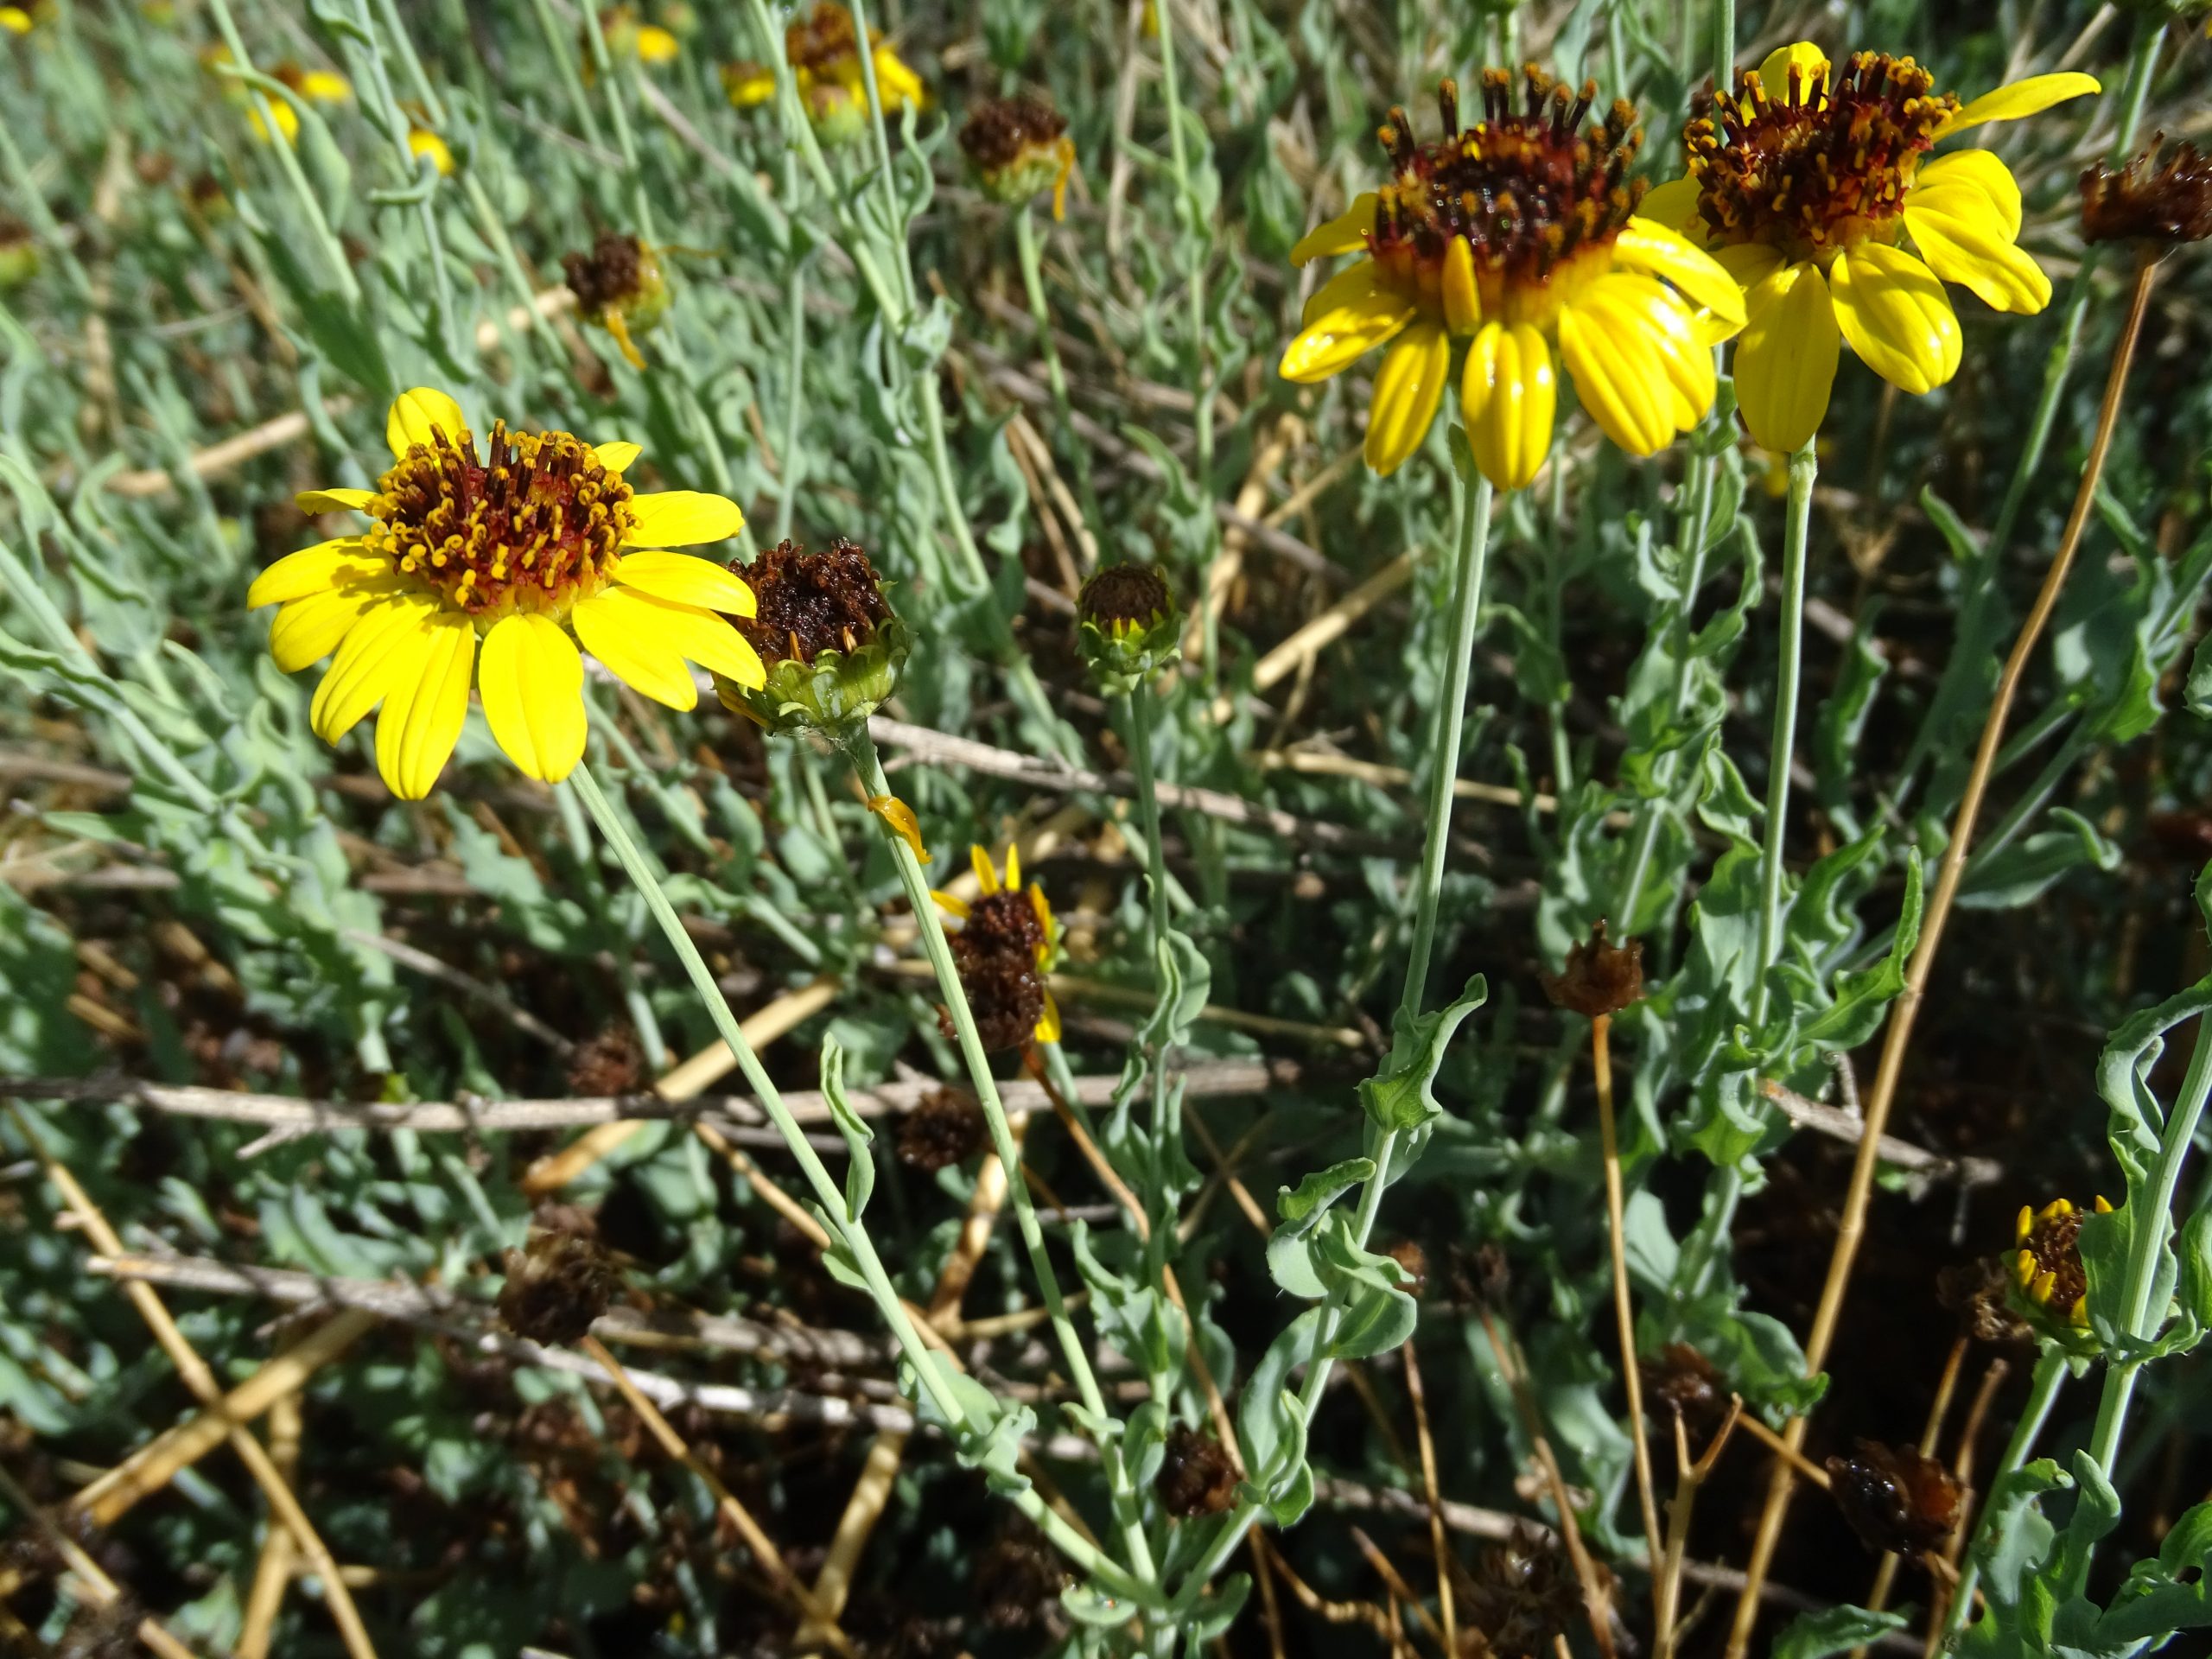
2082,136,2212,247
735,537,893,664
959,93,1067,173
1077,563,1171,634
1685,53,1959,261
1370,70,1643,325
372,422,632,617
2018,1203,2088,1315
563,230,652,313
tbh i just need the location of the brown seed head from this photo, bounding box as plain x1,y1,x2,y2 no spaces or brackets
1825,1439,1961,1555
1639,1342,1726,1431
2082,137,2212,247
896,1087,987,1171
2012,1196,2107,1325
958,93,1068,174
563,230,652,313
566,1025,645,1097
963,888,1049,958
734,537,893,664
498,1229,618,1347
1938,1256,2031,1344
1463,1525,1581,1657
1155,1424,1239,1517
973,1517,1069,1632
1541,920,1643,1018
1077,563,1172,636
942,936,1046,1052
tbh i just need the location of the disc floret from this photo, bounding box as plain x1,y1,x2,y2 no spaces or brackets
369,423,634,620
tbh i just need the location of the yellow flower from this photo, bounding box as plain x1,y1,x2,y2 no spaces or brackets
931,844,1062,1046
2012,1195,2110,1328
1280,71,1743,488
585,7,679,79
723,3,925,139
0,7,31,34
1639,44,2101,453
409,127,454,176
247,388,764,799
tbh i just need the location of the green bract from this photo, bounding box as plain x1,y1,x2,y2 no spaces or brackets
715,611,911,738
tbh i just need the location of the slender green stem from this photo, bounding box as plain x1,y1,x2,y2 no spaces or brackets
1401,468,1497,1014
846,734,1160,1591
204,0,359,304
346,0,460,360
839,0,915,315
1750,441,1815,1027
1942,1349,2068,1639
575,10,656,243
1711,0,1734,86
1015,203,1106,553
774,256,810,543
1174,450,1499,1607
553,777,669,1073
2086,1004,2212,1474
1123,683,1175,1167
568,761,1146,1599
1151,0,1211,493
1985,19,2164,564
525,0,606,149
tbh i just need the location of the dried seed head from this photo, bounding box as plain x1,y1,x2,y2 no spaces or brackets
896,1087,986,1171
1463,1525,1581,1656
1540,920,1644,1017
973,1517,1069,1632
1385,1238,1430,1297
959,93,1077,217
566,1025,645,1097
1639,1342,1726,1431
563,229,658,313
2081,137,2212,248
1825,1439,1962,1556
717,538,909,735
1937,1256,2031,1344
1078,563,1172,634
942,936,1047,1052
498,1229,618,1347
1155,1424,1239,1517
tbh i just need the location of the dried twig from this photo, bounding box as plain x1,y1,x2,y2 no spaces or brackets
1653,1398,1744,1659
1593,1012,1663,1593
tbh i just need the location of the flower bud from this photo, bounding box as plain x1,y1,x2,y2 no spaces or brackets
1076,563,1180,696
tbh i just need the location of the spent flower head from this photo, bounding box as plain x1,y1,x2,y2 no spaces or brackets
1541,920,1644,1018
1281,69,1745,485
1637,43,2100,452
563,231,671,370
2012,1195,2110,1332
1825,1440,1962,1555
498,1229,618,1347
1076,563,1180,695
2081,137,2212,249
933,844,1062,1050
247,387,760,798
724,3,925,143
714,537,909,738
960,93,1077,220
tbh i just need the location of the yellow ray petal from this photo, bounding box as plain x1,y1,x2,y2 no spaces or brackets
1301,257,1386,328
971,842,999,895
1003,842,1020,890
571,588,698,710
624,489,747,548
594,441,643,474
611,550,758,616
1279,264,1416,383
1363,321,1451,476
246,538,374,608
1936,71,2101,140
478,612,588,783
1611,223,1746,334
375,609,475,801
1289,193,1377,266
1915,149,2024,238
1558,289,1674,457
1033,988,1062,1046
1732,260,1839,455
295,486,378,515
269,577,401,673
1441,237,1482,334
931,889,971,919
1459,321,1554,493
1830,243,1961,397
1904,193,2051,315
868,795,928,862
1755,41,1832,104
1635,175,1704,236
309,591,444,742
385,387,466,458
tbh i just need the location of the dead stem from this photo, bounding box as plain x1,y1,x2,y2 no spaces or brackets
1654,1397,1744,1659
1402,1338,1459,1655
1853,1335,1969,1656
1593,1012,1663,1591
1723,248,2165,1656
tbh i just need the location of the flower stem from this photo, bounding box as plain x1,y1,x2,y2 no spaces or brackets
1939,1350,2068,1641
1122,683,1176,1167
566,761,1146,1599
1015,202,1106,551
1712,0,1735,87
843,733,1160,1591
1749,439,1815,1027
1722,251,2162,1659
774,253,810,544
1171,446,1497,1605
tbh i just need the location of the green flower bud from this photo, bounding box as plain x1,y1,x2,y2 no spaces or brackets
1076,563,1179,696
